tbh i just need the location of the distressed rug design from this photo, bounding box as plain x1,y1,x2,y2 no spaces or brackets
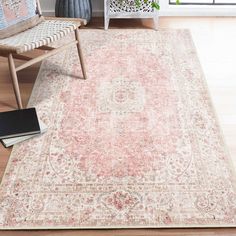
0,29,236,229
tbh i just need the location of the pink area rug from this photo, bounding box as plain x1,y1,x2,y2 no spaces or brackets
0,29,236,229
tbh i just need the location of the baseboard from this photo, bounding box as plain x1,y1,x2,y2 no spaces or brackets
160,8,236,16
42,11,55,17
42,10,104,17
43,9,236,17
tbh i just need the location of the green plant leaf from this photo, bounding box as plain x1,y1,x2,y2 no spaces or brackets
176,0,180,4
151,2,160,10
135,0,141,7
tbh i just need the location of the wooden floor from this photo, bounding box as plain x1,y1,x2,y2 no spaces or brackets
0,16,236,236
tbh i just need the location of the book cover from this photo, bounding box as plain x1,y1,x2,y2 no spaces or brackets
0,108,40,139
1,120,47,148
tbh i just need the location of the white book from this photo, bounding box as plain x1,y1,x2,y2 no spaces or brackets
1,120,47,148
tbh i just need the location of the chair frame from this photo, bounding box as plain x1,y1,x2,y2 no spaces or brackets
0,0,87,109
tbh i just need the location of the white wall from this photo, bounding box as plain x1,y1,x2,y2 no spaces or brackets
40,0,236,16
40,0,104,16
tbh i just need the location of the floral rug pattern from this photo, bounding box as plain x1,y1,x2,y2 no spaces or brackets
0,29,236,229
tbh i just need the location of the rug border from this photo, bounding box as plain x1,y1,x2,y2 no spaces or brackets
0,29,236,230
1,224,236,230
0,59,46,192
187,29,236,191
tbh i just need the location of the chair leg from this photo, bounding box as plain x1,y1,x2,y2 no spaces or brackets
8,54,23,109
74,28,87,80
153,13,159,31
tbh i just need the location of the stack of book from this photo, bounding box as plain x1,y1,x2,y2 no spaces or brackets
0,108,47,148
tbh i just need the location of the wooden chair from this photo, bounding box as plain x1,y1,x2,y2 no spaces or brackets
0,0,87,109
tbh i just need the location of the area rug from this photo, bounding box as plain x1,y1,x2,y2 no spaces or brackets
0,29,236,229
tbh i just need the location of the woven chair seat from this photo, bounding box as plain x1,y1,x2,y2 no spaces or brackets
0,20,77,54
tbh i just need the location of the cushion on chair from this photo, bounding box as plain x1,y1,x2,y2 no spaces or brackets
0,20,78,53
0,0,44,39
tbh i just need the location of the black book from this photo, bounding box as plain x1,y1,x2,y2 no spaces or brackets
0,108,40,139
